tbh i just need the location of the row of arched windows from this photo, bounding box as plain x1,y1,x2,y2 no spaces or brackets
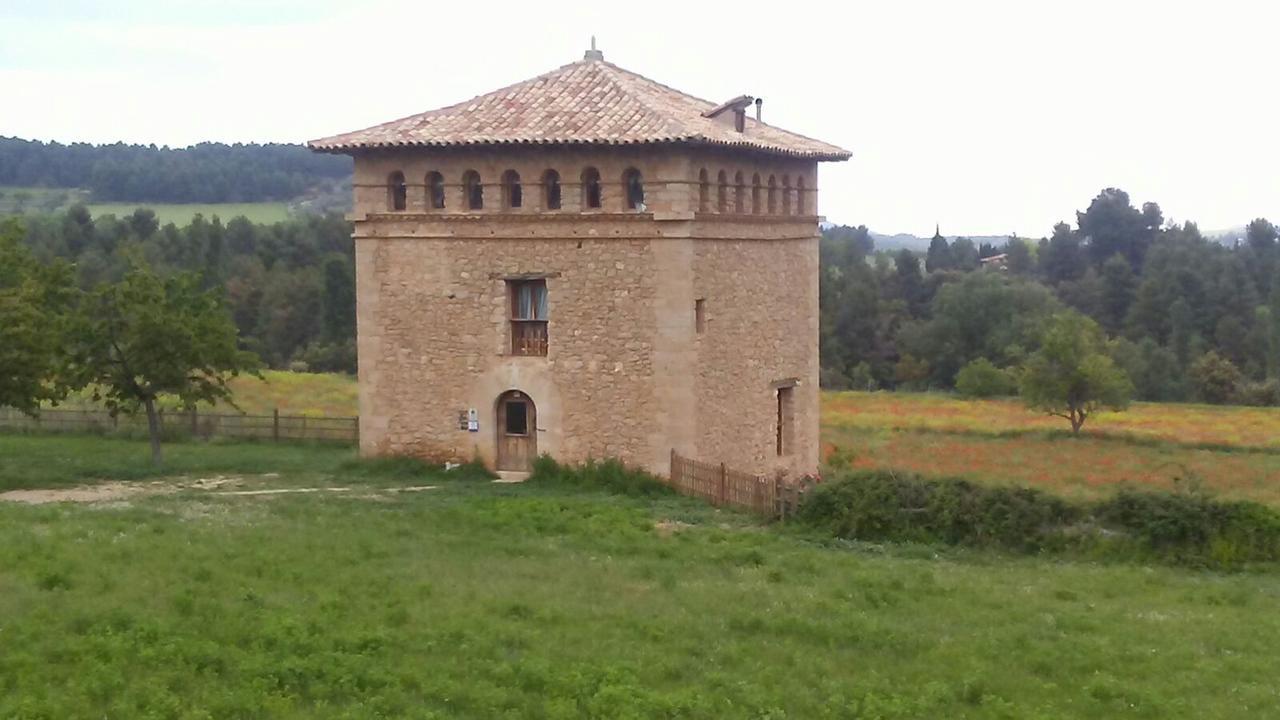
385,167,645,212
697,169,807,216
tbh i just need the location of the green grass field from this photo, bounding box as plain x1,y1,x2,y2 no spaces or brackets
85,201,290,225
2,434,1279,717
0,185,290,226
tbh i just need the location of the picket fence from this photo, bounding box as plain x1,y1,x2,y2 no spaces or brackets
667,449,816,519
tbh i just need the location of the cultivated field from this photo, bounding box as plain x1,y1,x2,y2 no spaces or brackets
0,186,290,225
53,370,359,418
84,201,291,225
2,434,1278,718
824,392,1280,506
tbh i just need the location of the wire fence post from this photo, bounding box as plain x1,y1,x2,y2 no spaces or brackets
272,408,280,442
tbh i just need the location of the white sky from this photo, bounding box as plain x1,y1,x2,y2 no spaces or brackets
2,0,1276,236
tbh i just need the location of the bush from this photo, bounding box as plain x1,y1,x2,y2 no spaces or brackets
531,455,674,497
1189,351,1242,404
954,358,1016,398
1237,379,1280,407
798,471,1076,552
798,470,1280,568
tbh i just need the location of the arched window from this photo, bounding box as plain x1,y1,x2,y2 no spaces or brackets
581,167,602,209
698,169,710,212
426,171,445,210
542,170,562,210
387,171,407,211
797,176,807,215
717,170,728,212
751,173,762,214
781,175,792,215
501,170,522,209
734,171,745,213
767,175,777,214
623,168,644,210
463,170,483,210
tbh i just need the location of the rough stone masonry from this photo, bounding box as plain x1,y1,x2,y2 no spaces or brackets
309,49,850,477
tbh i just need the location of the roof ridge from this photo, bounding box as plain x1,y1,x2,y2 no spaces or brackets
592,62,698,141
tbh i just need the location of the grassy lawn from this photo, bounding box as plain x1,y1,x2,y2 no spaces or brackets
2,435,1279,718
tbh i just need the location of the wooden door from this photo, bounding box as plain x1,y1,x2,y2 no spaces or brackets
496,391,537,471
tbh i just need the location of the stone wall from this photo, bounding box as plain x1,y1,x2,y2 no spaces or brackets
352,146,823,477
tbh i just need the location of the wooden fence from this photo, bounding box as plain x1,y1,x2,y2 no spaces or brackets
0,407,359,444
668,449,814,519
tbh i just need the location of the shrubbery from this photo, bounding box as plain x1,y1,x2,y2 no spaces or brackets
531,455,674,497
799,470,1280,568
954,358,1016,398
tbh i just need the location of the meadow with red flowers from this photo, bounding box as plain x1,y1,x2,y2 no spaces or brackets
822,392,1280,505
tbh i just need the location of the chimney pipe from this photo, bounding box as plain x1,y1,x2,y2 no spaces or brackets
754,97,762,122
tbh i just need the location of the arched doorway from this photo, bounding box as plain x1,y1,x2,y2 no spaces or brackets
496,390,537,471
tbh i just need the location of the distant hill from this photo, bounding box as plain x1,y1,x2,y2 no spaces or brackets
0,136,350,204
869,231,1024,253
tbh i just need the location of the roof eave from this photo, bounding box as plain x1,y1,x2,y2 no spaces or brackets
307,136,851,161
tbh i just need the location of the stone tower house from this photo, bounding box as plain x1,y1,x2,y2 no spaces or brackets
309,49,849,477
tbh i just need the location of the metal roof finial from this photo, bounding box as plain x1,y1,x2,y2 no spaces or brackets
585,36,604,61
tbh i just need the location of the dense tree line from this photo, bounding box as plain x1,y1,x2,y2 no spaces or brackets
16,185,1278,408
822,188,1280,405
0,137,350,203
16,207,355,374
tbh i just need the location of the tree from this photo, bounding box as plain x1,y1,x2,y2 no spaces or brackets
925,230,953,273
899,272,1062,387
1040,222,1087,284
1099,254,1136,333
0,220,74,413
1005,238,1035,276
64,263,259,464
1018,313,1133,433
1078,188,1157,269
950,237,980,270
1189,351,1242,404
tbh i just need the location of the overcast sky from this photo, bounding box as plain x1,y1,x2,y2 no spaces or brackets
2,0,1276,236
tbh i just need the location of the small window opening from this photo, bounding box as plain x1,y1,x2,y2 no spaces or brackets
767,175,777,214
717,170,728,212
509,279,548,356
776,386,795,456
502,170,523,209
751,173,762,214
426,171,445,210
695,298,706,334
387,171,407,211
734,171,745,213
543,170,562,210
698,169,710,212
463,170,483,210
581,167,602,209
505,400,529,435
797,177,807,215
781,175,792,215
623,168,645,210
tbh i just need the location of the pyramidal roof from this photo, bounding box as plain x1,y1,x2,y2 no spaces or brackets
308,53,851,161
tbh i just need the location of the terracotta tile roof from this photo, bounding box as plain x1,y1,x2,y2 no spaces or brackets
308,57,851,161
